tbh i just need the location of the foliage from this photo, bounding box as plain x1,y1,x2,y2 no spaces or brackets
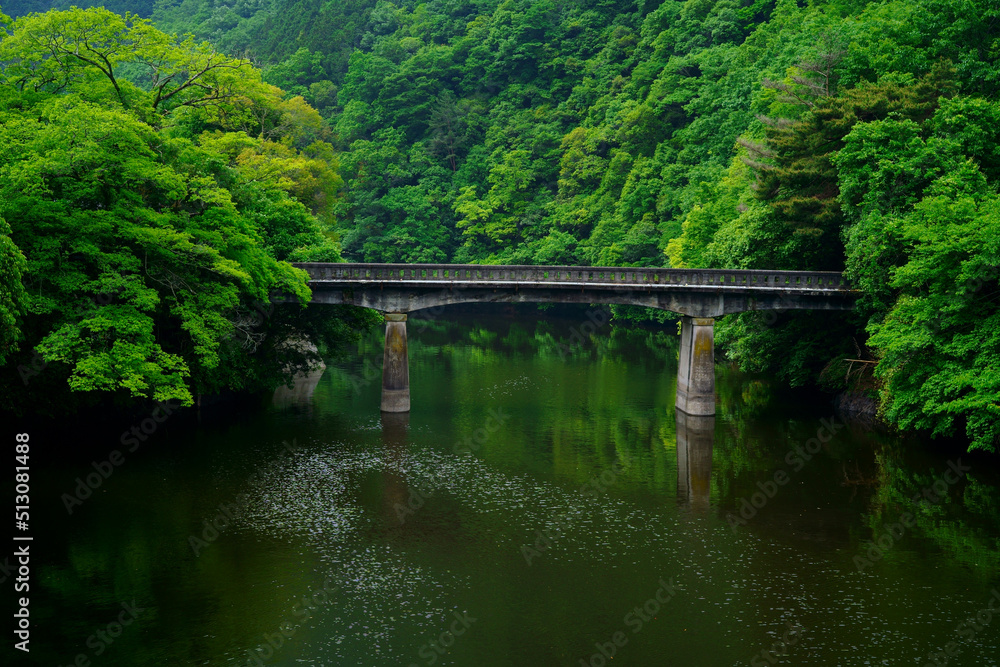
0,8,377,413
3,0,1000,449
841,158,1000,451
0,214,27,365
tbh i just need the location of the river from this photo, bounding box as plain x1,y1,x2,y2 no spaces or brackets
26,305,1000,666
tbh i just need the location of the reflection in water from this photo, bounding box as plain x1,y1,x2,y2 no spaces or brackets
381,410,410,448
272,365,326,408
381,411,410,524
26,307,1000,666
675,408,715,512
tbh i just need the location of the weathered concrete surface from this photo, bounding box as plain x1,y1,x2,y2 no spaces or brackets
676,316,716,416
676,409,714,512
305,283,852,317
381,313,410,412
288,263,856,317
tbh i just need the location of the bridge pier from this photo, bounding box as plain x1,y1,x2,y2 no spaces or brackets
675,316,716,416
381,313,410,412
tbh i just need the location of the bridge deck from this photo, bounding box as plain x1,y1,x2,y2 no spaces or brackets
294,263,851,292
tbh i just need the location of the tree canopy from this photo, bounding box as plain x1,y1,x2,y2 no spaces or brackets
1,0,998,451
0,7,376,413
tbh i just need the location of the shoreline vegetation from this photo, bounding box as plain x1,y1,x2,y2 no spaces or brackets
1,1,998,453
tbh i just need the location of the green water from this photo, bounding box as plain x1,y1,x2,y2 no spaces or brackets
18,307,1000,666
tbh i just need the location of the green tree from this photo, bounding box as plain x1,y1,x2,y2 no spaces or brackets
865,165,1000,452
0,8,374,413
0,214,27,365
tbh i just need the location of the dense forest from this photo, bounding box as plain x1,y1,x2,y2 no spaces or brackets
0,0,998,452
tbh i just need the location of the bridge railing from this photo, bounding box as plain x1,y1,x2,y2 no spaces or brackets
293,263,849,290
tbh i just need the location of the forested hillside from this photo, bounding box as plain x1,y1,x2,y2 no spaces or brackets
1,0,998,451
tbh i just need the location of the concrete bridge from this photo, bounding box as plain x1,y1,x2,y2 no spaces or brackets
290,263,855,416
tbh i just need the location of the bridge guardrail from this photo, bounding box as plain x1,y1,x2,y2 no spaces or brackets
292,263,849,291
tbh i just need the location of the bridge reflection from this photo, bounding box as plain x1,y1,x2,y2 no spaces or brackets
375,408,715,516
380,412,410,526
271,365,325,410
